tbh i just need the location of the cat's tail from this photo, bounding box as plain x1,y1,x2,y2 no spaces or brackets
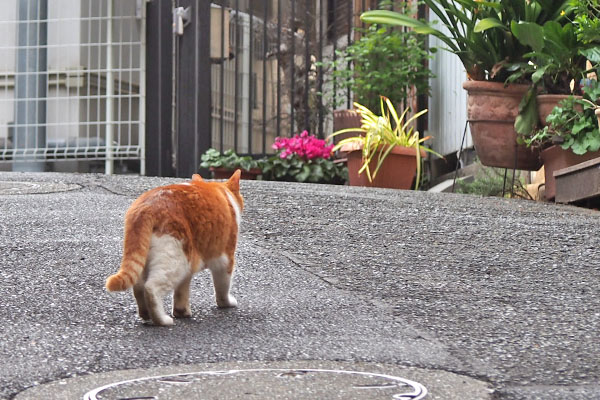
105,211,153,291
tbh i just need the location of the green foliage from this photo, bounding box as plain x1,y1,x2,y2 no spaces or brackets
328,23,434,112
362,0,569,82
506,20,590,95
329,96,440,189
200,148,261,171
201,148,347,185
525,80,600,155
570,0,600,44
259,154,347,185
456,164,531,199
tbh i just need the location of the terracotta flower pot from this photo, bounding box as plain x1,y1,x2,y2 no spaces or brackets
210,167,261,180
537,94,582,127
540,145,600,200
342,142,425,189
463,80,542,171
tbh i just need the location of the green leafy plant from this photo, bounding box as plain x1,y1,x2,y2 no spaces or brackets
456,163,532,199
260,131,347,184
362,2,586,138
498,21,590,95
567,0,600,44
362,0,569,82
328,96,440,189
200,148,261,171
327,22,434,112
260,154,347,184
525,80,600,155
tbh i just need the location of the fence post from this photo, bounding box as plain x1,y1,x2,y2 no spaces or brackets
175,0,211,178
105,0,114,175
13,0,47,172
145,0,174,176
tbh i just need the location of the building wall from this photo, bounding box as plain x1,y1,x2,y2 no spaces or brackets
427,18,472,157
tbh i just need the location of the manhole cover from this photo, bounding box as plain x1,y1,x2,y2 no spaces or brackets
14,361,493,399
0,181,80,194
84,369,427,400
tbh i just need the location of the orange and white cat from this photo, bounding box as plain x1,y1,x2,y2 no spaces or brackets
105,170,243,326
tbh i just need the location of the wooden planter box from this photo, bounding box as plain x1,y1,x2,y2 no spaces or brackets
554,157,600,204
210,167,261,180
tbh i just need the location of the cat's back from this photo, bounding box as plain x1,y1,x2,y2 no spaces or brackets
131,180,230,219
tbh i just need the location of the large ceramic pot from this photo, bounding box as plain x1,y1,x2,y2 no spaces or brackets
463,80,542,171
537,94,582,127
342,142,425,189
540,145,600,200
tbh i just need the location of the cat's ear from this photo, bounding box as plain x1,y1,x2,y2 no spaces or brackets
225,169,241,192
192,174,203,182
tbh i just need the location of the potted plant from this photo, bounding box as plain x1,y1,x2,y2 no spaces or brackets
199,148,262,180
260,131,347,185
478,10,600,127
327,4,434,141
361,1,571,171
329,96,440,190
524,80,600,199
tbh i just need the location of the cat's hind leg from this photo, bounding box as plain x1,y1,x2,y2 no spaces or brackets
173,274,192,318
133,280,150,321
144,234,191,326
208,255,237,308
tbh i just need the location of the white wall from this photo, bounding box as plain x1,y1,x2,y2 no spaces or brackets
427,18,472,157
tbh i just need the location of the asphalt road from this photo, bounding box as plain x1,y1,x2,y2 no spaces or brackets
0,172,598,399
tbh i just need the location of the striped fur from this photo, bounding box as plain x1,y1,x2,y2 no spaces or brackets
105,170,244,325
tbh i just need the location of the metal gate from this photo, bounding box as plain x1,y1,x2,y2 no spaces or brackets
0,0,146,174
146,0,365,178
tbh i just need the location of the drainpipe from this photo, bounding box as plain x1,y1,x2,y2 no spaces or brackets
13,0,47,172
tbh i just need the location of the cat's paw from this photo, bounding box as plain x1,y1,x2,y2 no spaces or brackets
173,307,192,318
216,295,237,308
153,315,174,326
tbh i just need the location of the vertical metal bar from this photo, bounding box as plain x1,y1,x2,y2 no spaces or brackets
177,0,211,177
128,6,134,163
86,0,92,159
317,0,324,138
304,0,310,133
139,0,147,175
145,0,173,176
332,0,337,110
451,120,468,193
97,0,103,160
117,2,124,170
276,0,281,141
248,6,254,152
220,2,226,152
361,0,366,29
171,0,178,171
290,0,295,136
234,0,239,152
105,0,114,174
262,0,268,154
346,0,352,109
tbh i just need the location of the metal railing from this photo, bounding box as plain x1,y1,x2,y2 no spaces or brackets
0,0,146,174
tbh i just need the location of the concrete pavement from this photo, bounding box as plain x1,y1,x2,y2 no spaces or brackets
0,172,598,399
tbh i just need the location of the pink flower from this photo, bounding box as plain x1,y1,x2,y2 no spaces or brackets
271,131,333,161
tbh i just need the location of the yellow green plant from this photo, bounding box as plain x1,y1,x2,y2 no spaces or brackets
328,96,439,189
